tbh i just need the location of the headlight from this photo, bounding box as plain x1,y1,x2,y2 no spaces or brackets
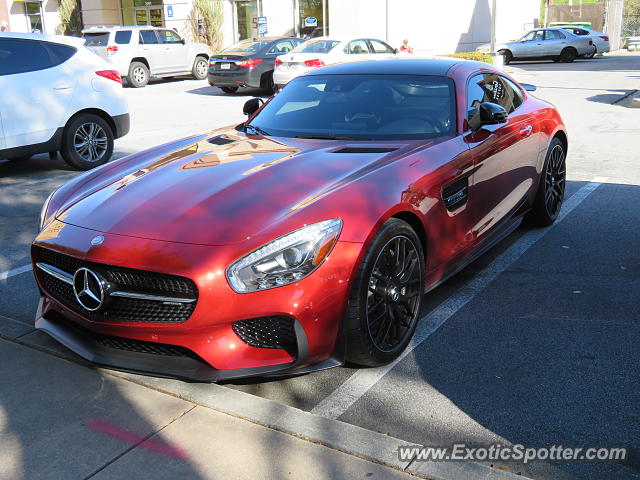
39,188,58,230
227,218,342,293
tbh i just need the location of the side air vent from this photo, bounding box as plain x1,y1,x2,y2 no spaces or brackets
208,136,236,146
332,147,398,154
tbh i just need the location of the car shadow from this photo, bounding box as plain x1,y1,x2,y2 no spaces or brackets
186,85,273,98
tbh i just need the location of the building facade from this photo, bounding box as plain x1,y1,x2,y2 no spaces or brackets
2,0,540,55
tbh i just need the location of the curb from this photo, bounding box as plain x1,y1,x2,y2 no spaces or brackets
0,320,529,480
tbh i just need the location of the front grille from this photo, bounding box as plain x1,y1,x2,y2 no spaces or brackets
232,316,297,355
33,246,198,324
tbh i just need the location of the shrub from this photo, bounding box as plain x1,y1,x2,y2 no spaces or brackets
190,0,224,50
439,52,494,64
58,0,82,36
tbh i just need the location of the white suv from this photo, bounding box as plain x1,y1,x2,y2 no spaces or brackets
83,26,212,87
0,33,129,170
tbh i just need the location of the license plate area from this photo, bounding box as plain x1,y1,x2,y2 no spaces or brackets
220,63,231,70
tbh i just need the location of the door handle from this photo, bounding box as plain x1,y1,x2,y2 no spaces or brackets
519,125,533,136
53,83,71,90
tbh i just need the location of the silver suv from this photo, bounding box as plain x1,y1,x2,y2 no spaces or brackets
82,26,212,87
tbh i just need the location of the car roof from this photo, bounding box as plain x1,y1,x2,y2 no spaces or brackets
0,32,84,47
305,58,463,77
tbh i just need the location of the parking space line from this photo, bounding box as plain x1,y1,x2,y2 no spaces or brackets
0,264,33,282
311,179,605,419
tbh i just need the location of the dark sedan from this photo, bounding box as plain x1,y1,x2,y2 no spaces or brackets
208,37,304,94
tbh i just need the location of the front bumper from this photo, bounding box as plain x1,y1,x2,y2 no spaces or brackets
32,220,361,381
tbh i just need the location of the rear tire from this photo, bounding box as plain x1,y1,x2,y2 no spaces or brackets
526,137,566,227
261,72,276,94
192,56,208,80
582,46,596,59
127,61,149,88
499,49,512,65
220,86,239,94
345,218,425,367
61,113,114,171
560,47,577,63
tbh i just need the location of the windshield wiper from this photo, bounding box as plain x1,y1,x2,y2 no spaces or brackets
295,134,373,141
245,124,270,136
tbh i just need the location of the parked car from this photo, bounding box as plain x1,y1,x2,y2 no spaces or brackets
476,27,595,64
207,36,305,94
556,25,610,57
0,33,129,170
626,36,640,51
33,58,568,381
82,26,212,88
273,36,398,88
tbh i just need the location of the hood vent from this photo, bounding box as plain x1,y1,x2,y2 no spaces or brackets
208,136,236,146
332,147,398,154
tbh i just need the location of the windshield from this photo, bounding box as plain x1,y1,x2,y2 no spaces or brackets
222,40,270,53
293,39,341,54
247,74,456,140
83,32,110,47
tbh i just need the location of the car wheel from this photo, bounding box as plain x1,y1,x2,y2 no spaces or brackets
127,61,149,88
192,56,208,80
560,47,577,63
582,46,596,59
261,72,276,94
61,114,114,171
220,86,239,94
526,137,566,227
499,49,512,65
345,218,424,367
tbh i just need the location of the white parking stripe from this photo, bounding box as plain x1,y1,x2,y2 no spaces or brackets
311,179,605,419
0,264,33,282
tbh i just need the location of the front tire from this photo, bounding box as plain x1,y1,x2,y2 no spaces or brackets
345,218,424,367
499,49,512,65
61,114,114,170
127,61,149,88
192,56,208,80
526,137,566,226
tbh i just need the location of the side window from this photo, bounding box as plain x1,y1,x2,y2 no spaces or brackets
545,30,563,40
139,30,159,45
521,31,536,42
269,40,294,54
158,30,182,44
115,30,132,44
467,73,523,129
369,39,394,53
0,38,53,75
43,42,76,65
344,39,370,54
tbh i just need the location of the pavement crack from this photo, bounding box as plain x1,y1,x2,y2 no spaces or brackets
82,404,197,479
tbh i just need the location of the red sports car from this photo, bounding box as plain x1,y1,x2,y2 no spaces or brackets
33,58,567,381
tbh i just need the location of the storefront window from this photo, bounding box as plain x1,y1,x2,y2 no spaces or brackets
235,0,258,40
121,0,164,27
299,0,327,39
24,2,44,33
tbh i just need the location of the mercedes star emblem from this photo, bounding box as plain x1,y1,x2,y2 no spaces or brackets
91,235,105,246
72,268,105,311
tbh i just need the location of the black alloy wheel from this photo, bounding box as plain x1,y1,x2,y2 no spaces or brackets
526,137,566,226
345,218,425,366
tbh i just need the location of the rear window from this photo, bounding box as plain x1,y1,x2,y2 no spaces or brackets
115,30,132,44
0,38,75,75
83,32,110,47
295,39,340,54
222,40,269,53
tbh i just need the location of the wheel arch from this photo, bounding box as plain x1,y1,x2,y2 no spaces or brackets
63,108,117,138
552,128,568,156
130,57,150,70
391,210,427,257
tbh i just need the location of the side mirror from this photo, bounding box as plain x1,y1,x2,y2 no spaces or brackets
393,48,399,54
478,102,508,127
520,83,537,92
243,97,264,116
181,38,186,45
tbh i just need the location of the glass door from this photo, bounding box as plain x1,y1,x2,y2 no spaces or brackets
133,7,163,26
235,1,258,40
298,0,327,39
134,7,148,25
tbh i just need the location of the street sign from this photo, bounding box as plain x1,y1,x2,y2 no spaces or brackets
166,5,173,18
304,16,317,27
257,16,268,35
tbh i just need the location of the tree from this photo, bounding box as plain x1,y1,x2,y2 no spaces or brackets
190,0,224,50
58,0,83,36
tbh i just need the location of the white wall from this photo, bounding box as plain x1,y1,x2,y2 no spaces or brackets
8,0,60,33
329,0,539,54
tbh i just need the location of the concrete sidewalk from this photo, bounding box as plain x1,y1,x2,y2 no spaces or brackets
0,337,418,480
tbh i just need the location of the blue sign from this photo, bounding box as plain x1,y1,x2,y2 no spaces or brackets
304,16,317,27
166,5,173,17
257,16,268,35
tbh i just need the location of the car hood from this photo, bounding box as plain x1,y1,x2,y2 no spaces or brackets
56,129,426,245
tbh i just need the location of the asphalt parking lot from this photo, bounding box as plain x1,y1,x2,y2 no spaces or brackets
1,53,639,480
